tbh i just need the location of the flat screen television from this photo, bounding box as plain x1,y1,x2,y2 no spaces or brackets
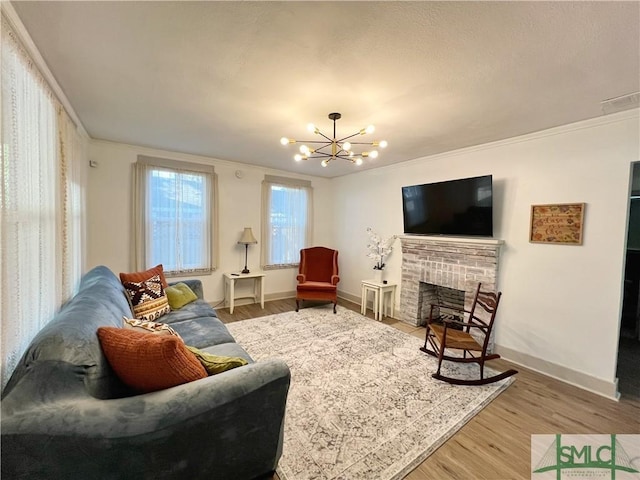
402,175,493,237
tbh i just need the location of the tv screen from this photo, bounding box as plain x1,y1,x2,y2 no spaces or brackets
402,175,493,237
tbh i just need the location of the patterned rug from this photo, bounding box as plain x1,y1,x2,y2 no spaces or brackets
226,305,514,480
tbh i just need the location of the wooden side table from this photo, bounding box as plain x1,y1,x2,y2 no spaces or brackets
361,279,397,321
223,272,265,314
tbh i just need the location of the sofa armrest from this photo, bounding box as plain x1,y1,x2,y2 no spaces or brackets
331,274,340,285
169,278,204,300
2,359,290,479
296,274,306,283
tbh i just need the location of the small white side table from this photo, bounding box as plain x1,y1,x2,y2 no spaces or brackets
361,279,397,321
223,272,265,314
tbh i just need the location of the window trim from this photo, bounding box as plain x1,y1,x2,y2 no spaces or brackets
261,175,313,270
133,155,218,276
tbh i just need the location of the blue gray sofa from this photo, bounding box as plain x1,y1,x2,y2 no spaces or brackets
1,265,290,480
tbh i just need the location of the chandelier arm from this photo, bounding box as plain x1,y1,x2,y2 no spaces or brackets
306,153,357,161
294,140,333,145
336,132,363,143
345,141,378,145
315,131,333,143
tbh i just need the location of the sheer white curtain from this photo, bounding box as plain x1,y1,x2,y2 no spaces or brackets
58,107,87,299
261,175,313,269
1,17,87,389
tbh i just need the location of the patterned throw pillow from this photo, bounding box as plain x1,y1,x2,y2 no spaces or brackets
97,327,207,393
123,317,180,338
119,264,168,289
123,274,170,321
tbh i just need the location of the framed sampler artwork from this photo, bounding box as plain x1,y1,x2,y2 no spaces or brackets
529,203,585,245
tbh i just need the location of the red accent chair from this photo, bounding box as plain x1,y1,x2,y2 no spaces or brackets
295,247,340,314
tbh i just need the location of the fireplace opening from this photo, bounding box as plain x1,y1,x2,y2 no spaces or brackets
419,283,465,329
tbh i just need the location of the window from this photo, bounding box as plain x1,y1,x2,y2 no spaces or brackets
261,175,313,268
134,156,217,276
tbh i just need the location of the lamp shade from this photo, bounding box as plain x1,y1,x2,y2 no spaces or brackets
238,227,257,245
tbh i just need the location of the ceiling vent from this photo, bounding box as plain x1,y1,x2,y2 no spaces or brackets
600,92,640,115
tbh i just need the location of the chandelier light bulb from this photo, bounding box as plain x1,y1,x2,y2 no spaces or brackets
355,157,363,166
280,137,289,145
299,145,310,154
379,140,388,148
370,150,379,159
307,123,316,133
321,159,328,167
365,125,375,134
342,142,351,151
294,154,303,162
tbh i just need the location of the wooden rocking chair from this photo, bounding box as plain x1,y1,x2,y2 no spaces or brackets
419,283,517,385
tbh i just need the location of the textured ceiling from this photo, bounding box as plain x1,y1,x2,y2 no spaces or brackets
11,1,640,178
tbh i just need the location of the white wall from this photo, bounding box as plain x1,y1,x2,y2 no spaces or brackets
87,140,334,304
332,110,639,398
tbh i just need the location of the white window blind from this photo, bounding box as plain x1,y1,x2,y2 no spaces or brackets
261,175,313,269
134,156,217,276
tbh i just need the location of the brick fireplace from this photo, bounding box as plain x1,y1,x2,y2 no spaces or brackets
399,235,504,327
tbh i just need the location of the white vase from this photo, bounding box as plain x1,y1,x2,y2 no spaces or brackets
373,269,383,283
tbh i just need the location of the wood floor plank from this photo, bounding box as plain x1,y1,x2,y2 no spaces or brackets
215,299,640,480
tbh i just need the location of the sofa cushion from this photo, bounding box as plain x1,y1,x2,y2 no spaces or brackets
123,274,171,321
161,299,218,324
1,266,135,400
97,327,207,393
123,317,181,337
186,346,248,375
119,264,168,289
165,282,198,310
200,342,254,364
168,316,236,348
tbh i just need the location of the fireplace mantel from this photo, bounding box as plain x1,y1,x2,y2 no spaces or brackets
398,235,504,247
399,235,504,326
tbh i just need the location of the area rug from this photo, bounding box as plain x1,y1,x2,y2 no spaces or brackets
226,305,514,480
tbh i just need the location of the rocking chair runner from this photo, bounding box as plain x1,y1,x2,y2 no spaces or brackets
420,283,517,385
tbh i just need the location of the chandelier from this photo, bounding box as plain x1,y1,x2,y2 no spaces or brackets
280,112,388,167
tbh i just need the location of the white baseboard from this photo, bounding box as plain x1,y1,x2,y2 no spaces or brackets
338,290,361,306
209,290,297,309
495,345,620,401
338,290,397,319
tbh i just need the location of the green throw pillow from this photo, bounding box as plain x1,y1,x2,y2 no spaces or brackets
186,346,248,375
165,282,198,310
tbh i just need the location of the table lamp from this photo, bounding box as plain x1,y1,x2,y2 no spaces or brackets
238,227,258,274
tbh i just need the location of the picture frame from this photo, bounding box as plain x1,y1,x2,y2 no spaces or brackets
529,203,585,245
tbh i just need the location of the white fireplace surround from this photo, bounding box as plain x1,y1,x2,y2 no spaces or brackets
399,235,504,327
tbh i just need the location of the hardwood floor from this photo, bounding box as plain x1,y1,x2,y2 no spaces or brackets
216,299,640,480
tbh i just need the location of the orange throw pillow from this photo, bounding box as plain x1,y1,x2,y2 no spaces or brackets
97,327,206,393
119,264,168,289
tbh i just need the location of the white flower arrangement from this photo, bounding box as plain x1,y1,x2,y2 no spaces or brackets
366,227,397,270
